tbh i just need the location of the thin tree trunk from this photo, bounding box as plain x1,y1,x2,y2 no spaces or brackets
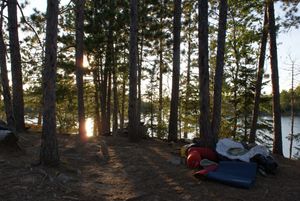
112,49,118,136
249,5,268,143
211,0,228,144
158,1,164,136
168,0,182,142
93,68,101,136
100,64,108,135
120,63,126,131
137,25,144,126
198,0,212,146
106,71,112,134
37,106,42,126
128,0,139,142
184,7,192,139
268,0,283,155
0,8,15,130
8,0,25,132
184,38,191,139
75,0,86,141
150,70,154,138
231,16,240,139
289,61,295,158
40,0,60,166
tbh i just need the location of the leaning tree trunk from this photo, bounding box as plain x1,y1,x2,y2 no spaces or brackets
7,0,25,132
40,0,60,166
75,0,86,141
211,0,228,145
168,0,182,142
249,5,268,144
268,0,283,156
198,0,212,147
0,8,15,130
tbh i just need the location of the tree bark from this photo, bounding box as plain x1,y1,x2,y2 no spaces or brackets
120,54,126,131
268,0,283,155
137,23,144,127
158,0,164,136
0,7,15,130
168,0,182,142
183,6,192,139
184,38,191,139
75,0,86,141
289,61,295,158
106,71,112,134
211,0,228,145
100,59,108,135
198,0,212,147
40,0,60,166
231,15,241,139
93,68,101,136
112,50,118,136
249,5,268,144
8,0,25,132
128,0,139,142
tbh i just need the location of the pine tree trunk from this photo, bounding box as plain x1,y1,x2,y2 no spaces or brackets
120,67,126,131
211,0,228,145
198,0,212,146
231,16,241,139
268,0,283,155
249,5,268,143
168,0,182,142
112,50,118,136
289,62,295,158
158,39,163,136
40,0,60,166
184,8,192,139
75,0,86,141
93,68,101,136
0,10,15,130
128,0,139,142
137,25,144,126
158,1,164,136
106,71,112,134
184,38,191,139
8,0,25,132
100,64,108,135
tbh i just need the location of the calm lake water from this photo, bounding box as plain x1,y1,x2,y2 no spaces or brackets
281,116,300,157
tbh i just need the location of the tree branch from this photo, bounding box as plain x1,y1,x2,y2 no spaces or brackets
16,2,44,52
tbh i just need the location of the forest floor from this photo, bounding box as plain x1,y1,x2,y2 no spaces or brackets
1,131,300,201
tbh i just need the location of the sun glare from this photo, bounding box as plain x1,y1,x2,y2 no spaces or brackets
83,55,89,68
85,118,94,137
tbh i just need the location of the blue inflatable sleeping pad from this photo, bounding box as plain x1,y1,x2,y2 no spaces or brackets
206,161,257,188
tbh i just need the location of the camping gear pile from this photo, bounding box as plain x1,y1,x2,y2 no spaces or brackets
0,121,18,146
180,138,278,188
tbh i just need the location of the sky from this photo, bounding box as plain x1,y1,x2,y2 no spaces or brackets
19,0,300,93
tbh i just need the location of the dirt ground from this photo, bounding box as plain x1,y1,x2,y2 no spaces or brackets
1,131,300,201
